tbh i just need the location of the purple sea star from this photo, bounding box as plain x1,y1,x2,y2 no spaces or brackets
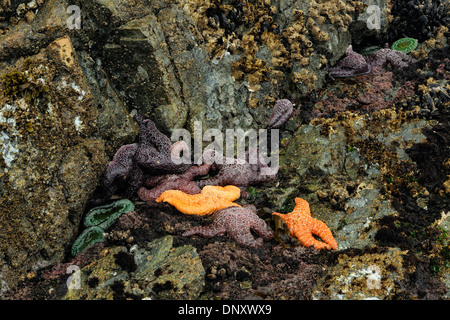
137,163,211,202
195,149,278,196
91,142,139,205
182,205,273,248
91,114,191,204
267,99,294,129
134,114,191,174
328,44,416,80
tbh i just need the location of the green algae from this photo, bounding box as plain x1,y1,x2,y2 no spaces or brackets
71,226,105,256
391,38,418,54
84,199,135,230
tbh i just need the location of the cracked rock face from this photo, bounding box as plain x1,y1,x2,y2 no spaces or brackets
0,35,136,292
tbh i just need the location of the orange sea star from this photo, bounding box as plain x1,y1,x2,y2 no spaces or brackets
156,185,241,216
272,198,338,250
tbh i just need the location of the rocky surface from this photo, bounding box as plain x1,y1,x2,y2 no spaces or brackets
1,0,449,300
0,3,137,292
63,236,205,300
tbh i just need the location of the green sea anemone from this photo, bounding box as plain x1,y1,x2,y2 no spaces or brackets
71,226,105,256
391,38,418,54
84,199,135,230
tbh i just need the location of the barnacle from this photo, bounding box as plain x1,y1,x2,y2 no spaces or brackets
1,70,27,98
293,69,318,89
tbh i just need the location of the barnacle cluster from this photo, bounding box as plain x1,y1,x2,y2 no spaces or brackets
1,70,27,98
388,0,450,43
182,0,365,98
0,0,46,26
308,0,363,35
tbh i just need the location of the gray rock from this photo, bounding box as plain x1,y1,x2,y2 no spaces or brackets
274,109,432,250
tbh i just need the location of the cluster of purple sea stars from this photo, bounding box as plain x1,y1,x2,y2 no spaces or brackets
135,100,292,202
91,114,190,205
93,99,294,247
182,205,274,248
137,147,279,201
328,44,417,80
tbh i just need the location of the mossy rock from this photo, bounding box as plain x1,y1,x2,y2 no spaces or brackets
65,237,205,300
71,226,105,257
65,246,130,300
132,236,205,300
84,199,135,230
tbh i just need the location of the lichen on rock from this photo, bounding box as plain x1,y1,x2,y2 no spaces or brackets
65,236,205,300
0,34,135,292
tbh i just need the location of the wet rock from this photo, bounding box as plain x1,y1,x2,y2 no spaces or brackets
273,107,434,250
0,35,136,293
102,12,188,133
312,247,412,299
95,0,386,132
0,0,69,61
64,236,205,300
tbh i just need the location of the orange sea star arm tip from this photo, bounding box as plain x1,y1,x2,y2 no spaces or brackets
272,198,338,250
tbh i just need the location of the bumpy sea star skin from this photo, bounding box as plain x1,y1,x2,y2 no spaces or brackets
328,44,416,79
137,163,212,202
267,99,294,129
195,149,278,194
156,185,241,216
91,143,139,205
328,45,371,79
183,205,273,248
133,114,191,174
272,198,338,250
92,114,191,204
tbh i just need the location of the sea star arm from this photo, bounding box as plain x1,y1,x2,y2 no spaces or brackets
229,228,264,248
134,114,171,154
91,143,139,204
182,223,227,238
137,163,212,202
328,45,371,78
250,217,274,241
156,187,240,216
182,162,213,180
291,222,333,250
138,177,201,202
201,185,241,201
307,218,338,250
272,198,338,250
267,99,294,129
